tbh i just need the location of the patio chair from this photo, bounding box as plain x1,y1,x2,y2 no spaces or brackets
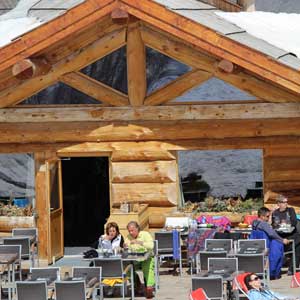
12,227,39,266
236,253,268,282
191,275,223,300
72,266,101,300
30,267,60,284
93,257,134,300
154,231,182,276
189,287,210,300
205,239,232,252
291,271,300,287
232,272,251,300
0,244,22,280
55,280,86,300
208,257,238,279
3,237,34,269
196,251,227,273
238,239,266,254
16,281,48,300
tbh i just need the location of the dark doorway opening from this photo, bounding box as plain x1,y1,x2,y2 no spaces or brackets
62,157,110,247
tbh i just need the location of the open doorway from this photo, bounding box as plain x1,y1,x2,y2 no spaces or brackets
61,157,110,247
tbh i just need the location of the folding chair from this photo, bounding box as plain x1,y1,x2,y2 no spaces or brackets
12,227,39,267
93,258,134,300
291,271,300,288
3,237,34,269
205,239,232,252
189,287,210,300
232,272,250,300
196,251,227,273
16,281,48,300
55,280,86,300
191,275,223,300
154,231,182,276
238,239,266,254
236,253,268,282
72,266,101,300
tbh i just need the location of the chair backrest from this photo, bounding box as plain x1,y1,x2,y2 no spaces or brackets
154,232,173,252
198,251,227,271
238,239,266,254
30,267,60,281
192,276,223,299
55,280,86,300
208,258,238,277
205,239,232,252
72,266,101,286
93,258,123,278
12,227,38,241
233,272,251,297
16,281,48,300
3,237,30,258
0,244,21,257
236,253,265,275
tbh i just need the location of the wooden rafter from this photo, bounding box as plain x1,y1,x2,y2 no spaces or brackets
127,20,146,106
120,0,300,94
0,28,126,108
144,70,212,106
2,103,300,123
60,72,129,106
141,25,300,103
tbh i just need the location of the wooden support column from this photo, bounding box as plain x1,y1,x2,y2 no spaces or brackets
127,20,146,106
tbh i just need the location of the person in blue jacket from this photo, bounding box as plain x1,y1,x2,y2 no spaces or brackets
252,207,290,280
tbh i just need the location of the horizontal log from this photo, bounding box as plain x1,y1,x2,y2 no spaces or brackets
111,161,177,183
264,157,300,171
2,119,300,143
111,150,176,161
265,170,300,182
148,214,166,228
264,147,300,157
3,103,300,122
111,183,177,207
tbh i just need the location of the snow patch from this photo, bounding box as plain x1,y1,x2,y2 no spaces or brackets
216,11,300,58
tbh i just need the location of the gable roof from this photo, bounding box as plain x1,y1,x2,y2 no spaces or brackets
0,0,299,100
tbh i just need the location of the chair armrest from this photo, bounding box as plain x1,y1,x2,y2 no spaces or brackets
86,282,100,299
123,263,133,275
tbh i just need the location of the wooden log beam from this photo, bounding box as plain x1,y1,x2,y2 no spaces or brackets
111,183,177,207
121,0,300,94
144,69,212,106
111,161,177,183
140,25,300,103
2,103,300,122
218,59,238,74
111,8,129,24
60,72,129,106
2,119,300,143
111,150,176,161
12,58,52,80
0,28,126,108
127,21,146,106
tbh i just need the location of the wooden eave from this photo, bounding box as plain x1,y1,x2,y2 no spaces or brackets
0,0,299,107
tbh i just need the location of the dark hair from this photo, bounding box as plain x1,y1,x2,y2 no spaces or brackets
257,207,270,218
244,273,257,291
105,222,120,235
127,221,140,231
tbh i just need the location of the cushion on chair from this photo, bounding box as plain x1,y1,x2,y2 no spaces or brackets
189,288,208,300
291,272,300,288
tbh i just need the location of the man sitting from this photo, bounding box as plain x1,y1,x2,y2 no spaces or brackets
252,207,290,280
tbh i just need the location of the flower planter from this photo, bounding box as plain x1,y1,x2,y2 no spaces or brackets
0,216,35,232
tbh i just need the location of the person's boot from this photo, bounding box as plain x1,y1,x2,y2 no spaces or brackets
145,286,154,299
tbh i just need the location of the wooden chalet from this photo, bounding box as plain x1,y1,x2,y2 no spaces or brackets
0,0,300,263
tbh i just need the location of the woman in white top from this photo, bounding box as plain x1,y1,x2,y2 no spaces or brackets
99,222,124,250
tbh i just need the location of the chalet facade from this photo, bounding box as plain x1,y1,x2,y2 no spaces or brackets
0,0,300,263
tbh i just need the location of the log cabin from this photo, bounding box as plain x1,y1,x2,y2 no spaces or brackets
0,0,300,263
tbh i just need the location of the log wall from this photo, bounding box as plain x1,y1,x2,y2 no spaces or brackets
264,147,300,208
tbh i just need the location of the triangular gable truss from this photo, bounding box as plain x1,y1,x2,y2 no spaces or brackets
0,0,299,110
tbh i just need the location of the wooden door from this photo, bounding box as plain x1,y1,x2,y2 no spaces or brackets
46,158,64,262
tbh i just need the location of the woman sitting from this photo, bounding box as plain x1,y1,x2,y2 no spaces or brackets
99,222,124,251
244,273,288,300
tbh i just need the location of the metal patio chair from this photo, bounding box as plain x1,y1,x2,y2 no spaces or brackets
55,280,86,300
93,257,134,300
16,281,48,300
208,257,238,278
191,275,223,300
205,239,232,253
